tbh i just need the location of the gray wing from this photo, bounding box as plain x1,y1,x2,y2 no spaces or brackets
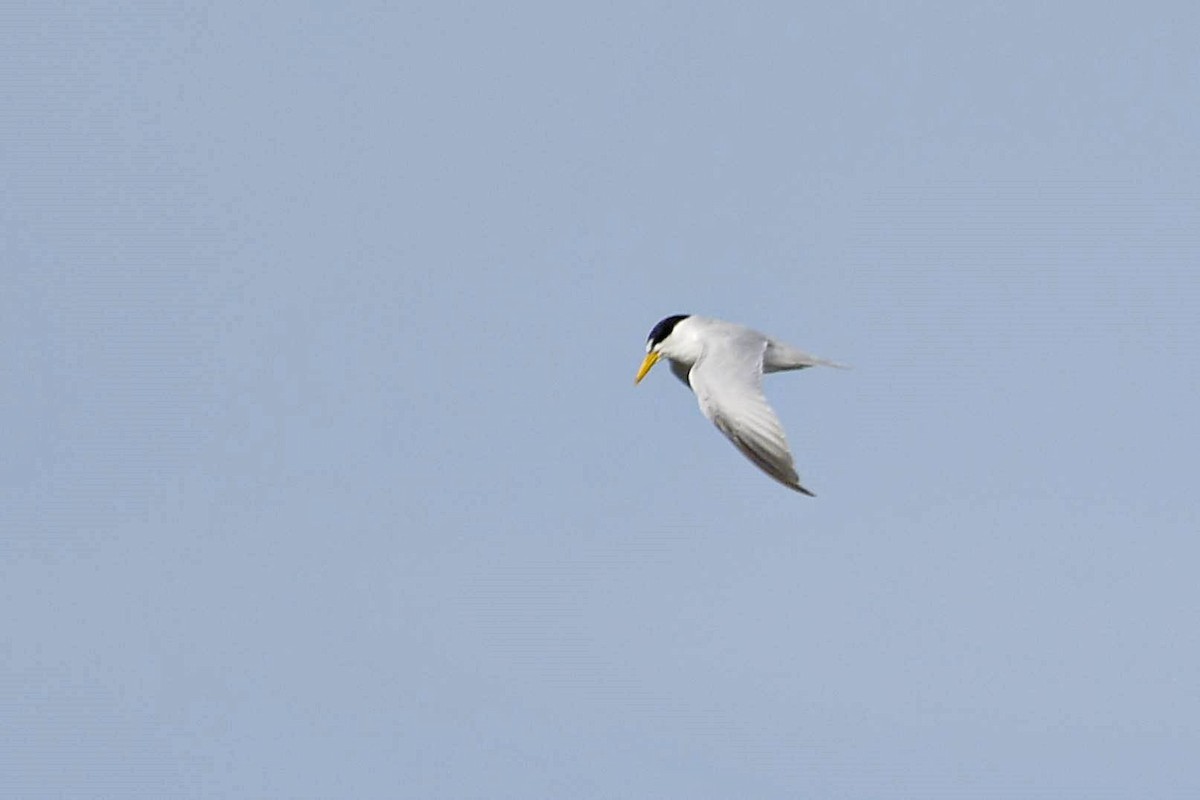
668,358,692,388
688,331,815,496
763,339,846,373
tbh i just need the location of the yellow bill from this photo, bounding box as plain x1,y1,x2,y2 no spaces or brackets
634,351,660,384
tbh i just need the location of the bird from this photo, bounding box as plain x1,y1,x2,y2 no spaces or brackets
634,314,842,496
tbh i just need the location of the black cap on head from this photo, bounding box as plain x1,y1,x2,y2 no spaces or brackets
646,314,690,348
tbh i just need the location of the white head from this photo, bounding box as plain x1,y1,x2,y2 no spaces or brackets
634,314,701,383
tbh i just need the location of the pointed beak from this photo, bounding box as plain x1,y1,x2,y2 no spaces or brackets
634,351,660,384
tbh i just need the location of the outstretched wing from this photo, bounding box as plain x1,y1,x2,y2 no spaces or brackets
763,339,846,372
687,331,815,496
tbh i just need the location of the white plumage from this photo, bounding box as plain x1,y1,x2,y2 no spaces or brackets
635,315,842,496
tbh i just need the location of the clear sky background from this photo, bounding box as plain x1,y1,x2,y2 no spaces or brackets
4,2,1199,797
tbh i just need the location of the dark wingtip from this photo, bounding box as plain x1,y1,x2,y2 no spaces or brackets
795,484,816,497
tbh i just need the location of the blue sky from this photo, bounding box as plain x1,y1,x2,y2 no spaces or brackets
3,2,1199,797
